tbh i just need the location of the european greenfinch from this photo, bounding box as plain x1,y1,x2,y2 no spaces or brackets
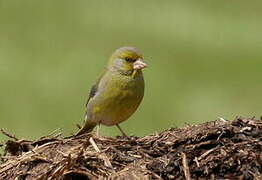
76,47,147,136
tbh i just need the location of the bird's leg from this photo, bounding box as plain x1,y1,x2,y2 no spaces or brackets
116,124,129,137
96,123,100,136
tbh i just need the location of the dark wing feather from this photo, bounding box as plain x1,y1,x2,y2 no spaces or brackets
85,71,105,107
85,84,98,107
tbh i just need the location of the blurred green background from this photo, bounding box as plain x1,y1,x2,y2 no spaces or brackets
0,1,261,142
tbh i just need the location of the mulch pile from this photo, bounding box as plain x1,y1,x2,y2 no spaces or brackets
0,117,262,179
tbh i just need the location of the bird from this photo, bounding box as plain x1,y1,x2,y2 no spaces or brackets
76,46,147,136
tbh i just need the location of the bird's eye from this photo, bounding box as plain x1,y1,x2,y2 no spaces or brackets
125,57,134,62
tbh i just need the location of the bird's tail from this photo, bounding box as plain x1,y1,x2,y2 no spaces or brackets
76,120,97,136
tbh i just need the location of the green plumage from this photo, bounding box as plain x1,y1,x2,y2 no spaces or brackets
76,47,146,136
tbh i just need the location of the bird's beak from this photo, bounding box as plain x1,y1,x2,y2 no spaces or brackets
133,58,148,70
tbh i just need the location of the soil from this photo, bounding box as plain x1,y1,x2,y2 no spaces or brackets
0,117,262,180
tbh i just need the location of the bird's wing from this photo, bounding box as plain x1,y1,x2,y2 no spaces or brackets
77,71,107,135
85,70,106,107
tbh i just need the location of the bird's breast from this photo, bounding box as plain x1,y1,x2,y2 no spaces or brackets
87,71,144,126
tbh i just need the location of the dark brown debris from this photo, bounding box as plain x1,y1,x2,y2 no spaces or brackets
0,117,262,179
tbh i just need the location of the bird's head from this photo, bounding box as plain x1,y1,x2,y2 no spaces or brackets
108,47,147,76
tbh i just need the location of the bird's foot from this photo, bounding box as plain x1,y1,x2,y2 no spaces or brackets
116,124,130,138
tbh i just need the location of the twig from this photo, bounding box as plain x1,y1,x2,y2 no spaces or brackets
0,129,18,141
89,137,114,169
181,152,191,180
89,137,100,153
0,141,59,174
198,146,218,161
217,131,225,141
218,117,227,122
194,157,200,167
45,128,61,138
